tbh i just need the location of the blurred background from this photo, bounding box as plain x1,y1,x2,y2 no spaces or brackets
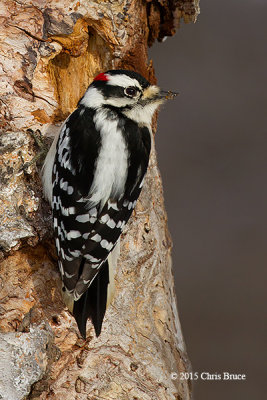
149,0,267,399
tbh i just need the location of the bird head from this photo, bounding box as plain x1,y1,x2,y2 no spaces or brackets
79,69,177,125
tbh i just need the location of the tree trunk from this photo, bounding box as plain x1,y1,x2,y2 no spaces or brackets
0,1,199,399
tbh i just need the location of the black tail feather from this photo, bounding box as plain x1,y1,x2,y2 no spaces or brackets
73,261,109,338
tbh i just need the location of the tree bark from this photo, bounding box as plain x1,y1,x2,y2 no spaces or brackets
0,1,199,399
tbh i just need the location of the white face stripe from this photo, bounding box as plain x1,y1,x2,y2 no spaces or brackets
123,101,163,126
105,97,136,108
79,87,105,108
106,74,142,90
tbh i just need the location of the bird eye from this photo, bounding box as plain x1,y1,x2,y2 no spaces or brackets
124,87,138,97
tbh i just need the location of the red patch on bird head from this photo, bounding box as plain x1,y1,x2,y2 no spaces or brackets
93,72,109,82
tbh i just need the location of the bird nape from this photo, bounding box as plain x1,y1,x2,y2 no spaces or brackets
42,69,177,338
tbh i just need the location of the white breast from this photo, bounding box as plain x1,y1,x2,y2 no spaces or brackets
87,108,128,210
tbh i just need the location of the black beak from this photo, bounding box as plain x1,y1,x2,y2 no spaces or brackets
159,90,179,100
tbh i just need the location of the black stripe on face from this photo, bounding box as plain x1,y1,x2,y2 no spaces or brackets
101,85,126,99
95,84,141,101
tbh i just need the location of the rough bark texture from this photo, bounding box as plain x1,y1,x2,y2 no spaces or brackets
0,1,199,399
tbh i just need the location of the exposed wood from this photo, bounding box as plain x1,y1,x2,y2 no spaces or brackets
0,1,199,399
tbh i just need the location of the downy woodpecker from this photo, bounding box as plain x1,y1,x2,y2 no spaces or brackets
42,69,176,338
